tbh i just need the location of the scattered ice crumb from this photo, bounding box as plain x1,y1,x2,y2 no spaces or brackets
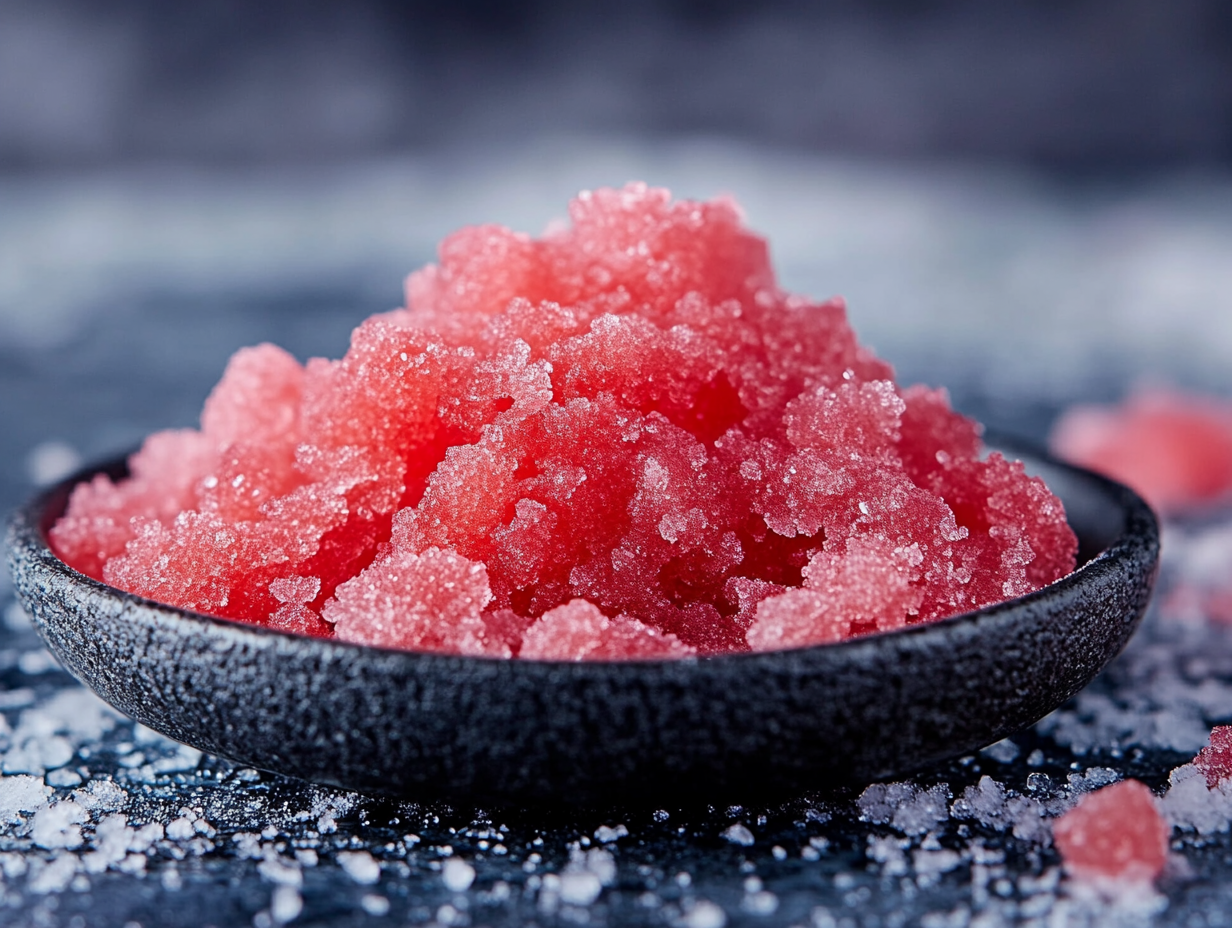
1068,767,1121,794
31,800,87,849
867,835,909,877
722,823,754,846
681,900,727,928
441,857,476,892
0,773,52,822
981,739,1020,764
71,778,127,813
3,733,74,775
337,850,380,885
741,885,779,915
271,885,303,924
17,649,62,675
3,602,34,632
913,848,963,878
595,823,629,843
558,871,603,906
258,851,303,888
27,854,79,894
45,768,82,788
1162,762,1232,835
951,776,1012,830
26,440,82,487
859,782,951,836
81,814,162,874
360,894,391,916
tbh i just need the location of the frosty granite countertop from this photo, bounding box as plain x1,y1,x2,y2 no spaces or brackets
3,141,1232,927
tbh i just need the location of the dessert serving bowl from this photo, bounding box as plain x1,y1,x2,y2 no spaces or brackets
6,443,1158,806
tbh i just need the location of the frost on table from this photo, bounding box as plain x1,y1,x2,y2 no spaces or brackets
6,505,1232,927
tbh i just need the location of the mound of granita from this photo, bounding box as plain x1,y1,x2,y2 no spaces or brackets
51,183,1077,659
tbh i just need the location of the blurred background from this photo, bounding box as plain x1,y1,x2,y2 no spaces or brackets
3,0,1232,521
4,0,1232,170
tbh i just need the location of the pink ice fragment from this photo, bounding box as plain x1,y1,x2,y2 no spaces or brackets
1052,780,1168,884
1052,386,1232,515
1195,726,1232,788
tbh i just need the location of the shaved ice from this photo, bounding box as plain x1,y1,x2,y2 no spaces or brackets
51,183,1077,658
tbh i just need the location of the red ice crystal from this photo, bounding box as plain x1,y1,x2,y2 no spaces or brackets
51,183,1078,657
1194,726,1232,788
1051,386,1232,515
1052,780,1169,884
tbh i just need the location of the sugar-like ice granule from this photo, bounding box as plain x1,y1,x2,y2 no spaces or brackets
52,183,1076,657
1052,780,1168,884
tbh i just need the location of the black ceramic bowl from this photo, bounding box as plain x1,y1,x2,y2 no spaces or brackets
6,445,1157,807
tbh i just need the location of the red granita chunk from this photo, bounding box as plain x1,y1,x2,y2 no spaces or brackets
1051,386,1232,515
50,183,1078,658
1194,726,1232,788
1053,780,1169,884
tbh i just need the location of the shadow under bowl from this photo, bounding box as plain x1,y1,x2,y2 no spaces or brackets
6,445,1158,807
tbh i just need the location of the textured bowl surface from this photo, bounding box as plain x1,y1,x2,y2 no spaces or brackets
6,446,1158,806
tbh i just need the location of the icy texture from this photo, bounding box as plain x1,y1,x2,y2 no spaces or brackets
1051,386,1232,515
1052,780,1168,884
51,184,1076,657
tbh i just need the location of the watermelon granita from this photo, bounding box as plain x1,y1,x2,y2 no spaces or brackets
50,183,1078,659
